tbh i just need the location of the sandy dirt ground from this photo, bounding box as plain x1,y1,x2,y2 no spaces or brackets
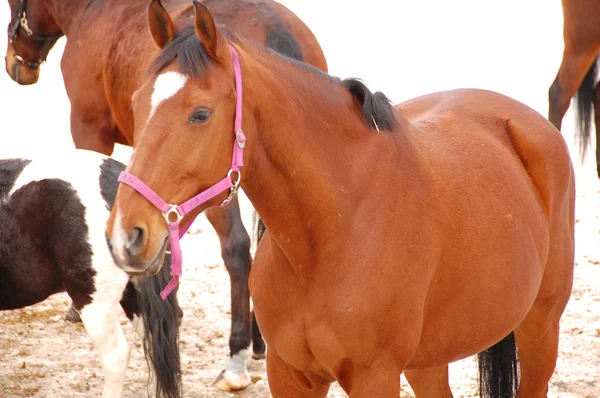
1,0,600,397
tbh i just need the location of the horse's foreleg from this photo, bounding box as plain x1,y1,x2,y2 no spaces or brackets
79,302,130,398
404,366,453,398
266,350,330,398
340,361,400,398
205,197,257,391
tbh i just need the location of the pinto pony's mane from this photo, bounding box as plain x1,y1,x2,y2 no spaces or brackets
149,26,397,132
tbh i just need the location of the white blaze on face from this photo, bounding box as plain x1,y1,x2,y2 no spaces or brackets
149,71,188,121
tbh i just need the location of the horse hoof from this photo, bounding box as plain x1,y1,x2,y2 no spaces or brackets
252,351,266,360
65,305,82,323
212,369,251,391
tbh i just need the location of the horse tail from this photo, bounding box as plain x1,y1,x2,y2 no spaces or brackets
477,332,519,398
138,254,182,398
574,56,599,158
266,24,304,62
252,210,266,246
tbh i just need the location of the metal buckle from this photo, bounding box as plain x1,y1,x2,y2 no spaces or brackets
221,187,236,207
221,169,242,206
19,12,33,36
163,204,183,224
235,129,246,149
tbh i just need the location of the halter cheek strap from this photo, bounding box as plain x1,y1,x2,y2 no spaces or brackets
8,0,63,68
118,44,246,299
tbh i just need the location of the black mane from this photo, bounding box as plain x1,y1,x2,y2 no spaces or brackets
149,26,397,132
342,79,396,131
149,26,218,77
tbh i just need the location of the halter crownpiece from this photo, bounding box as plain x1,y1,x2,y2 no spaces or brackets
118,43,245,299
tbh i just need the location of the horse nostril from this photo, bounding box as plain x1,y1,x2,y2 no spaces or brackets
125,227,145,257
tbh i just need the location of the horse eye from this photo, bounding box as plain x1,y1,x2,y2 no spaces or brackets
189,108,212,123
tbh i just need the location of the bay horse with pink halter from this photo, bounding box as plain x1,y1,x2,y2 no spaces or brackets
5,0,327,392
106,1,576,397
548,0,600,177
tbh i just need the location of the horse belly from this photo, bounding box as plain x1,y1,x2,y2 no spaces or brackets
407,172,550,368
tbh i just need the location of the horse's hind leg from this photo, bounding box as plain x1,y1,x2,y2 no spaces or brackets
404,366,453,398
548,48,598,130
514,295,570,398
514,227,574,397
205,196,263,391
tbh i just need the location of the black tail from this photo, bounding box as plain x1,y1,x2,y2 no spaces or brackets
138,255,182,398
477,332,519,398
252,210,266,248
574,56,599,159
266,24,304,62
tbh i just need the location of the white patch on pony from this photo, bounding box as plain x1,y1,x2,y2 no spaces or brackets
149,71,188,120
9,150,131,398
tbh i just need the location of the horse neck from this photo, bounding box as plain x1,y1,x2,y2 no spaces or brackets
240,51,400,266
38,0,89,35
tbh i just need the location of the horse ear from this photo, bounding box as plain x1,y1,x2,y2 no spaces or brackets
192,0,228,61
148,0,175,49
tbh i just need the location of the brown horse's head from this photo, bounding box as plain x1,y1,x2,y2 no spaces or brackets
106,0,244,274
5,0,63,84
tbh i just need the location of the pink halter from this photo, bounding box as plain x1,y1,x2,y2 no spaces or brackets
118,44,246,299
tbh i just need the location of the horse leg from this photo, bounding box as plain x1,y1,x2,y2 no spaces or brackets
251,310,266,358
514,295,570,398
266,350,330,397
65,302,82,322
343,365,400,398
77,300,130,398
205,196,258,391
63,110,118,323
404,366,453,398
548,49,598,130
68,268,130,398
594,81,600,178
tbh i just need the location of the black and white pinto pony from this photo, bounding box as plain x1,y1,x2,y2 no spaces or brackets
0,150,182,397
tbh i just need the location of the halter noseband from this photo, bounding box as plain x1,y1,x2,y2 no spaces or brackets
118,43,246,299
7,0,63,68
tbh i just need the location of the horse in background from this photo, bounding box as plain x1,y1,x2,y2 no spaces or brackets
107,2,576,396
4,0,328,391
0,149,181,398
548,0,600,177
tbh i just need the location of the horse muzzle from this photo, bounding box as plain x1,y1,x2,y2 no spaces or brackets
5,45,40,85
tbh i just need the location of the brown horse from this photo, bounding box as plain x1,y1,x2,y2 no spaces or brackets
548,0,600,177
5,0,327,392
105,2,576,397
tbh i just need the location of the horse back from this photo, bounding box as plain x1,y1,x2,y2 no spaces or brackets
400,88,574,216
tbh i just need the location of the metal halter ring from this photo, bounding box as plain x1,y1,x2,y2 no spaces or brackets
227,169,241,188
163,204,183,224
